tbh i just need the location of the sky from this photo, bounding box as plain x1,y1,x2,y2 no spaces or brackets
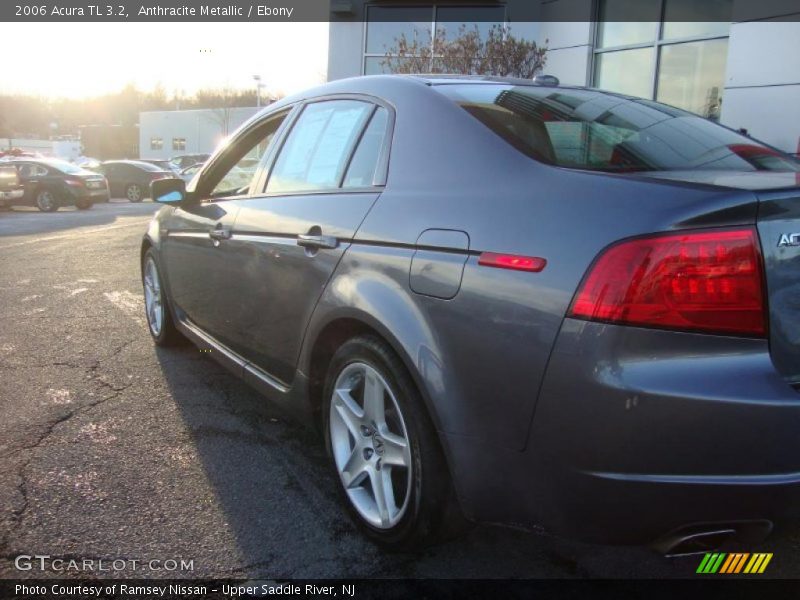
0,23,329,99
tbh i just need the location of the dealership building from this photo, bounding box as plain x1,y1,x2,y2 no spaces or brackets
139,106,260,160
327,0,800,155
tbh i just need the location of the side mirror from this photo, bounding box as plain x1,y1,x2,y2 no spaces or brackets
152,177,187,204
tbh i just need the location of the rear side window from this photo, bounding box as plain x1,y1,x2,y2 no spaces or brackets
343,107,388,188
435,84,800,173
267,100,373,193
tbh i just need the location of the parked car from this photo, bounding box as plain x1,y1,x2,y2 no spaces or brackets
169,154,210,171
141,159,181,174
140,75,800,551
0,165,24,208
3,158,107,211
97,160,175,202
178,164,201,183
179,164,252,190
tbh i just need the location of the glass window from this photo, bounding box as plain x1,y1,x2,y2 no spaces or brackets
594,48,654,98
343,108,388,188
434,83,800,173
365,4,506,75
206,113,285,198
133,161,164,172
593,0,731,118
657,38,728,120
267,101,373,194
435,6,505,45
662,0,732,39
172,137,186,151
366,6,433,54
366,56,407,75
150,137,163,150
596,0,659,48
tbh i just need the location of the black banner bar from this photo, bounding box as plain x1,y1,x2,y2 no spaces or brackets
3,579,800,600
2,0,800,22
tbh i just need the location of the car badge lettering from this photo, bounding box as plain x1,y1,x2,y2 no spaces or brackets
778,233,800,247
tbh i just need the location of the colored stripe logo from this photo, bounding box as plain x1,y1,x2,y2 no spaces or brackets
696,552,772,574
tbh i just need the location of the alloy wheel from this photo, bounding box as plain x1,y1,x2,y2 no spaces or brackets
127,184,142,202
329,362,413,529
36,190,55,211
143,257,163,336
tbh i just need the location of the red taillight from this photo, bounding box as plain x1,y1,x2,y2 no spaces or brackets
479,252,547,272
568,228,766,337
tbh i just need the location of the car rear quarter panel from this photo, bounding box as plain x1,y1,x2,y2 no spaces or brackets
303,78,761,453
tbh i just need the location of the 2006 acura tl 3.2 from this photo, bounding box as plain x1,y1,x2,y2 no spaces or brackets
140,75,800,552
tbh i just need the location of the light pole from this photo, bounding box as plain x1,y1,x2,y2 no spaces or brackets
253,75,264,108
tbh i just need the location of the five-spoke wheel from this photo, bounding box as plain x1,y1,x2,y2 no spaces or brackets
143,256,163,337
141,249,182,346
324,336,466,548
330,362,413,529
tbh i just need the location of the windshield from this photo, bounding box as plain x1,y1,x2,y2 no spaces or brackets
434,84,800,174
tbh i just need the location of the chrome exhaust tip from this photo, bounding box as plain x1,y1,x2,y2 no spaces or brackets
652,520,773,557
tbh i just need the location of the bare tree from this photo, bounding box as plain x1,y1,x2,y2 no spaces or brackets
198,86,237,137
382,24,548,79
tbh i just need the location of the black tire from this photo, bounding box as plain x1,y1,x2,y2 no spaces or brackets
76,198,92,210
141,248,183,346
323,335,467,550
125,183,143,203
35,188,58,212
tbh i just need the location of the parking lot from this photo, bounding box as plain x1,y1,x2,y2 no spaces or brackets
0,200,798,579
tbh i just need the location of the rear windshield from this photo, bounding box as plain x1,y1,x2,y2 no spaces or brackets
434,84,800,173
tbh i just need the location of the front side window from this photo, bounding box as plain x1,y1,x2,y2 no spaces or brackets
205,113,286,198
267,100,374,193
593,0,732,120
19,163,48,177
435,84,800,173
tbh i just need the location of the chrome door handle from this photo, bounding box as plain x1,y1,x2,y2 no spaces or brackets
209,227,231,241
297,234,339,250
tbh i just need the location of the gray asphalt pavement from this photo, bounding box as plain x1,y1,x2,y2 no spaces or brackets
0,201,797,579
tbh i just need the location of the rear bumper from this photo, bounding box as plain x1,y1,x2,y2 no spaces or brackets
447,319,800,544
67,187,109,203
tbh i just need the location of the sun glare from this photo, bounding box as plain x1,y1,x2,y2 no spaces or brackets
0,22,329,99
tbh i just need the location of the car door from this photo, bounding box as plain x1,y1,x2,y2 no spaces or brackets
16,162,49,202
222,98,392,386
161,110,292,350
100,164,121,197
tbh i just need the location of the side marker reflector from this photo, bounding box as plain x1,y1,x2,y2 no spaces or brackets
478,252,547,272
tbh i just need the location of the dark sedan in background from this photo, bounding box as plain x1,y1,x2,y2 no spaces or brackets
140,75,800,552
0,158,107,211
97,160,176,202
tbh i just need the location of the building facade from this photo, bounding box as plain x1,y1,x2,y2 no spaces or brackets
139,106,261,160
327,0,800,155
